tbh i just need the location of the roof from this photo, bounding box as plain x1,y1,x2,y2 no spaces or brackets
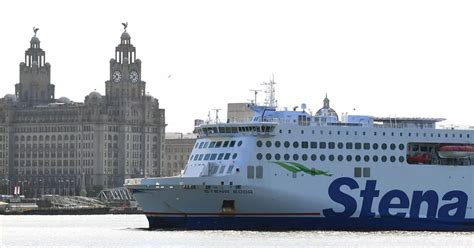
373,117,446,123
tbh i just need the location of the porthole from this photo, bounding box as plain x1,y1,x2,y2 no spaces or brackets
275,153,281,160
329,155,334,161
232,153,238,159
275,141,281,148
337,142,343,149
237,141,243,147
382,143,387,150
382,156,387,162
399,144,405,150
355,155,361,162
311,154,317,161
302,154,308,161
373,155,378,162
265,153,272,160
266,141,272,148
399,156,405,163
364,155,370,162
320,155,326,161
337,155,343,161
284,154,290,160
346,155,352,161
293,154,299,161
256,153,262,160
372,143,378,150
293,142,299,148
256,140,263,147
390,144,396,150
390,156,396,162
284,141,290,148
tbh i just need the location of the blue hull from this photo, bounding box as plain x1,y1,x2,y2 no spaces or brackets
146,215,474,231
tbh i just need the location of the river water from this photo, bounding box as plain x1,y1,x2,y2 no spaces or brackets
0,215,472,247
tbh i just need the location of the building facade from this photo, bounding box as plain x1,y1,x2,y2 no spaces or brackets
227,103,253,123
0,28,165,197
163,133,196,177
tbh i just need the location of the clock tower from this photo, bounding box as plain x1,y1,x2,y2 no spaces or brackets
105,24,145,106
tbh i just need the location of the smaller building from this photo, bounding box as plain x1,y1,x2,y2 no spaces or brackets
162,133,197,177
227,103,254,123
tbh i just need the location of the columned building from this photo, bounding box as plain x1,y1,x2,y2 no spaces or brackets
0,27,165,197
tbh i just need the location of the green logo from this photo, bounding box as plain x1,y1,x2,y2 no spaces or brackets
273,162,332,176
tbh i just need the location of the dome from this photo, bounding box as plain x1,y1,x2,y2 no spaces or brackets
30,36,40,44
315,94,339,120
4,94,17,102
88,91,102,99
58,97,71,104
121,32,131,40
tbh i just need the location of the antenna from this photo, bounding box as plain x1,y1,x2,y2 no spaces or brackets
213,109,221,124
249,89,261,104
207,111,211,124
262,74,277,107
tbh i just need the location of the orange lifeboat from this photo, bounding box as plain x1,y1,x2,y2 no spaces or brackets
407,153,430,164
438,145,474,158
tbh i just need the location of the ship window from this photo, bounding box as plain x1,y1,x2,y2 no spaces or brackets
382,156,387,162
468,134,470,138
390,156,396,162
238,141,243,147
408,133,411,137
445,134,448,138
390,144,396,150
354,131,357,135
195,143,199,148
329,131,332,135
275,153,281,160
383,132,386,136
329,155,334,161
363,143,370,150
217,153,224,160
320,155,326,161
229,141,236,147
284,141,290,148
302,154,308,161
275,141,281,148
372,143,378,150
266,153,272,160
373,155,378,162
431,133,434,137
256,166,263,179
319,142,326,149
226,165,234,174
216,141,222,148
338,155,343,161
302,141,308,148
279,129,282,133
346,131,349,135
293,154,299,160
346,143,353,149
247,166,254,179
337,131,340,135
284,154,290,160
355,143,361,150
354,167,362,177
219,165,226,174
400,132,403,137
198,154,204,160
382,143,387,150
301,130,304,134
320,130,324,135
223,141,229,147
224,153,231,160
347,155,352,161
374,132,377,136
328,142,335,149
199,142,205,149
355,155,361,162
363,132,366,136
391,132,394,136
266,141,272,148
310,142,317,148
204,154,211,161
399,156,405,163
193,155,198,161
232,153,237,159
364,155,370,162
399,144,405,150
288,130,292,134
293,142,299,148
311,154,317,161
210,154,217,160
337,142,343,149
257,140,263,147
363,167,370,177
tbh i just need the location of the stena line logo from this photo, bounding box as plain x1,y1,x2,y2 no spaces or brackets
322,177,468,219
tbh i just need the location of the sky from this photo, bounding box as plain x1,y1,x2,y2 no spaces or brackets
1,0,474,133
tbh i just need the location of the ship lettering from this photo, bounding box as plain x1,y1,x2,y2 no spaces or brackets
323,177,468,219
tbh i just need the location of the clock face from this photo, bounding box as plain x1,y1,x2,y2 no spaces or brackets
112,70,122,83
129,71,139,83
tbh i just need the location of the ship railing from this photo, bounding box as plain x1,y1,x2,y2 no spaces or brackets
196,122,278,137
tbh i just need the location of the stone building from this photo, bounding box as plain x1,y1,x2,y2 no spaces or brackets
0,27,165,197
162,133,196,177
227,103,253,123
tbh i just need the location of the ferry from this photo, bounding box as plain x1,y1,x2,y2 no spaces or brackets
125,83,473,231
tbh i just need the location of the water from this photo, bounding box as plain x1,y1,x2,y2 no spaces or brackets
0,215,472,247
